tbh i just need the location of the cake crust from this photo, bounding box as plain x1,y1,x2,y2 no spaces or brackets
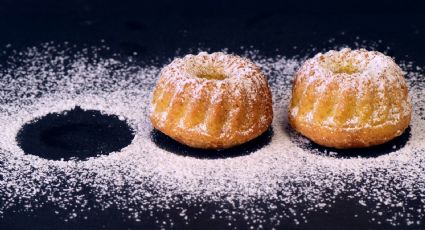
150,52,273,149
289,48,412,149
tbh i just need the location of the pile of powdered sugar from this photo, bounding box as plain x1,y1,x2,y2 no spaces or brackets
0,43,425,228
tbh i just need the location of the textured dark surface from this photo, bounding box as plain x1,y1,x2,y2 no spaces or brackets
0,0,425,229
0,0,424,65
16,106,135,161
150,128,273,159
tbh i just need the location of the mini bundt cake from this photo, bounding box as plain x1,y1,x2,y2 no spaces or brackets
289,48,412,149
150,52,273,149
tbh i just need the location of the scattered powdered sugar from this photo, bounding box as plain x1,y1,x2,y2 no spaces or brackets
0,43,425,228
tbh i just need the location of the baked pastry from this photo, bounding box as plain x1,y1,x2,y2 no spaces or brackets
289,48,412,149
150,52,273,149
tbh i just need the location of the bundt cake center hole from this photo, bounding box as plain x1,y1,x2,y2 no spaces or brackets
188,63,228,80
326,60,361,75
16,106,135,161
332,65,359,74
196,72,227,80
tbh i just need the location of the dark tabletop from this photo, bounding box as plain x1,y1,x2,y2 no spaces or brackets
0,0,425,229
1,0,425,65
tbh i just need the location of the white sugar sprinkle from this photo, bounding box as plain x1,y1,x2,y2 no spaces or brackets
0,43,424,228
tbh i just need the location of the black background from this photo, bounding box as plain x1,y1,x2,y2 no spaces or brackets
0,0,424,64
0,0,425,229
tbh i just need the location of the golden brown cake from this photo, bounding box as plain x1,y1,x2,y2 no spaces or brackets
150,52,273,149
288,48,412,149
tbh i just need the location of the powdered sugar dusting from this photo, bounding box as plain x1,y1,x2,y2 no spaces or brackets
150,52,273,148
0,43,424,228
289,48,411,129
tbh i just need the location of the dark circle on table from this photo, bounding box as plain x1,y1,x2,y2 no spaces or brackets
16,106,135,161
150,127,273,159
289,126,411,158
